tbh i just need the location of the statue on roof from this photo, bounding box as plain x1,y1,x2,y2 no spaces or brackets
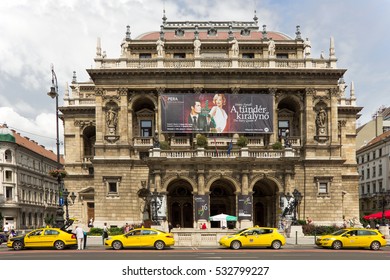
268,38,275,56
231,38,239,57
304,38,311,57
156,38,165,57
194,38,201,57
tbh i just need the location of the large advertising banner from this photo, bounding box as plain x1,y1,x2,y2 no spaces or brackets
161,93,273,133
194,195,209,220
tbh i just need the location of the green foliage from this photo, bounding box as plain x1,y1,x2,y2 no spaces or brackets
302,224,343,236
196,134,208,148
272,141,283,150
88,226,124,236
236,136,248,147
44,216,54,227
159,141,170,150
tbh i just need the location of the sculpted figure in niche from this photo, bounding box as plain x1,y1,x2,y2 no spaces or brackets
106,107,118,133
304,37,311,57
316,108,327,135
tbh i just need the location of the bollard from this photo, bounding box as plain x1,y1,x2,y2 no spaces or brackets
295,230,298,245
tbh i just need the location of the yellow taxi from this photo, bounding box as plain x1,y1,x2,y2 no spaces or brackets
105,228,175,250
219,226,286,250
315,228,387,250
7,219,77,250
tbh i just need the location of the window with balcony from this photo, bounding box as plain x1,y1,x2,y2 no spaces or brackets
276,53,288,59
242,53,254,59
140,120,152,137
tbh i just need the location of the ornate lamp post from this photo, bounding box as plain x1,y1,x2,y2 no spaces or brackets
284,129,291,148
47,65,64,228
62,189,76,222
137,181,162,225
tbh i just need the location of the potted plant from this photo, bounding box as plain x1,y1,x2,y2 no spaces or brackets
236,135,248,148
196,134,208,148
272,141,283,150
48,169,68,178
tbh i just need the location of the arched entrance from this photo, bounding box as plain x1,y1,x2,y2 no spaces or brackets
209,179,236,228
167,180,193,228
253,178,279,227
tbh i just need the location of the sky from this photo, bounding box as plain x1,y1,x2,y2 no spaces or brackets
0,0,389,154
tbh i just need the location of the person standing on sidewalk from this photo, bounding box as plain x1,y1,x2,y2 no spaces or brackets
102,222,109,245
74,226,84,250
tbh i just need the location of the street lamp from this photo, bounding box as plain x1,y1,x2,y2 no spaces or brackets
284,129,291,148
47,64,64,228
62,189,76,221
137,180,162,225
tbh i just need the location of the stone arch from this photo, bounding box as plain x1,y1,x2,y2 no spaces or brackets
205,174,239,192
82,125,96,158
276,93,303,143
162,174,197,193
166,178,194,228
251,176,281,227
207,176,238,228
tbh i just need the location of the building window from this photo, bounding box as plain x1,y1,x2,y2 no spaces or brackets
278,120,289,139
5,150,12,162
6,187,13,201
367,183,370,194
242,53,254,59
140,120,152,137
379,148,382,157
373,182,377,193
5,170,12,182
372,166,376,178
315,177,332,196
366,168,370,179
361,170,364,180
173,53,186,59
103,177,121,196
276,53,288,59
139,53,152,59
361,184,364,195
378,164,382,176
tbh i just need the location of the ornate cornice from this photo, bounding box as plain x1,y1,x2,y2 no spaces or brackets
74,120,96,128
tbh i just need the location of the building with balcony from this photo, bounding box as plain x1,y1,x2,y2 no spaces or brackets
0,125,63,230
357,130,390,219
61,14,362,229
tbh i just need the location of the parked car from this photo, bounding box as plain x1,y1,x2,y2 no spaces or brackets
7,219,77,250
315,228,386,250
105,228,175,250
219,226,286,250
0,233,7,245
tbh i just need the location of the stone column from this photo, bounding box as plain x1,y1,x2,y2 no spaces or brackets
330,88,339,145
305,88,316,144
119,88,128,143
197,170,204,195
95,88,104,144
241,170,249,195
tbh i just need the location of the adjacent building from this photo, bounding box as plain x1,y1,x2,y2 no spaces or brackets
0,125,62,230
60,14,362,229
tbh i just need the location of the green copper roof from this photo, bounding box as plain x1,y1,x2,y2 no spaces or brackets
0,127,16,142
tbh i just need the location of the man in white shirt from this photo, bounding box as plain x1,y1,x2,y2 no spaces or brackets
73,226,85,250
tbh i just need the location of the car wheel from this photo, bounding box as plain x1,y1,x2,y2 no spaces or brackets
332,240,342,250
271,240,282,250
370,241,381,251
154,240,165,250
13,240,24,250
112,241,123,250
54,240,65,250
230,240,241,250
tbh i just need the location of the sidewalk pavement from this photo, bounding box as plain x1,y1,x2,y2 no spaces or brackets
85,235,390,248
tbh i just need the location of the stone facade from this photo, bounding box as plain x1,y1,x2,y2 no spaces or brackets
60,18,362,229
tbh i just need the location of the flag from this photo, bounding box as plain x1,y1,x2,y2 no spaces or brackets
227,139,233,156
214,137,219,157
